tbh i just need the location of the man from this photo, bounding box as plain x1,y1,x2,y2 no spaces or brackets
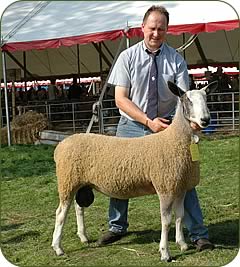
98,5,214,251
211,66,231,93
48,78,57,101
68,76,81,100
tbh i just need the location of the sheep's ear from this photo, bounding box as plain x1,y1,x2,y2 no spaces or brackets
167,81,185,97
201,80,218,95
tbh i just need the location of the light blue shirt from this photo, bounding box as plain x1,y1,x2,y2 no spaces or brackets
108,40,189,120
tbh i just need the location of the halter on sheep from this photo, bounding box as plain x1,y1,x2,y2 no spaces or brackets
51,80,218,261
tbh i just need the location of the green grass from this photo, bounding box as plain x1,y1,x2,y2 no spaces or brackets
0,136,239,266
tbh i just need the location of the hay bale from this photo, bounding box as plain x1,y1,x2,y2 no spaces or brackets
1,111,48,145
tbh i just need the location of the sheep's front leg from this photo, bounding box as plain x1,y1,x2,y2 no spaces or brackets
52,201,71,256
74,201,88,243
173,192,188,252
159,196,173,262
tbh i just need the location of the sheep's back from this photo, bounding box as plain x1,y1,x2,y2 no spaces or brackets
54,133,156,199
54,132,200,200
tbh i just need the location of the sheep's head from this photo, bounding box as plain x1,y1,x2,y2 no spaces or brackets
168,80,218,129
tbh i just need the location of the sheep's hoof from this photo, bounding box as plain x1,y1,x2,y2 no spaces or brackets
161,255,172,262
180,243,188,252
54,247,64,256
77,233,89,244
81,238,89,244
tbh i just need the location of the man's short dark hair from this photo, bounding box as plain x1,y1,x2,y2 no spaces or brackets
143,5,169,25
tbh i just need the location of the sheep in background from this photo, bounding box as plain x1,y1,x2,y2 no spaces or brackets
52,81,218,261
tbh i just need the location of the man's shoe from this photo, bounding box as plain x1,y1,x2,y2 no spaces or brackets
97,231,126,246
194,238,215,252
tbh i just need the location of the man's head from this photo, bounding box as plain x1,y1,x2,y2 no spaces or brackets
142,5,169,52
216,66,223,74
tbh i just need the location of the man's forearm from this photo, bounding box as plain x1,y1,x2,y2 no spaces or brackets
116,97,148,126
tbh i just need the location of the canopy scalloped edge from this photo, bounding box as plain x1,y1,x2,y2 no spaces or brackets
1,19,239,52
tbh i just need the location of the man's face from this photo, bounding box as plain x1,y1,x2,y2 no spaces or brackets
142,11,168,51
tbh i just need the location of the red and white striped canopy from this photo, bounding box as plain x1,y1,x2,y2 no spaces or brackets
1,1,239,52
0,1,239,78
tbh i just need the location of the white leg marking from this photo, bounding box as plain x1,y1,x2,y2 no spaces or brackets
173,192,188,252
52,202,71,256
159,196,173,262
74,200,89,243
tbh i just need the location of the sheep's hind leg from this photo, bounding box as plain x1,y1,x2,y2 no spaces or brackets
52,201,71,256
173,192,188,252
74,200,88,243
159,195,174,262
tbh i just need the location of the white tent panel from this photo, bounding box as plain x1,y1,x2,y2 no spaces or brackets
1,1,238,44
1,1,239,80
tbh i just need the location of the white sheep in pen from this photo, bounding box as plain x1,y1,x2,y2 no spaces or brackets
52,80,218,261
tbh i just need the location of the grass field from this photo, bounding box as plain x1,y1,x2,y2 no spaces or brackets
1,135,239,266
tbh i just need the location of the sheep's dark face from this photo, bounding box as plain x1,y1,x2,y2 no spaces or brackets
167,81,218,129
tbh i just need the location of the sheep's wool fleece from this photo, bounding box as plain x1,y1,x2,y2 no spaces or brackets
55,125,199,202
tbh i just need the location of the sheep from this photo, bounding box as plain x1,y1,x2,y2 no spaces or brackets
51,80,218,261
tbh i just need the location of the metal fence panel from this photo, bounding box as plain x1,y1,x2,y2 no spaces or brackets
1,92,239,135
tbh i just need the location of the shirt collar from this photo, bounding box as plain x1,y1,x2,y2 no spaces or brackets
142,41,163,56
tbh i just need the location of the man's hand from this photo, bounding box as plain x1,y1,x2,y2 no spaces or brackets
190,122,201,131
147,117,170,133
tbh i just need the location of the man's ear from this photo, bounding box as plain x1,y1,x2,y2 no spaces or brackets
141,23,144,33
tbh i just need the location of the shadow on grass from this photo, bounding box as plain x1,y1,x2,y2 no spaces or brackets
1,231,40,244
48,219,238,263
1,223,25,232
207,220,239,248
84,220,238,261
126,219,238,248
82,219,238,250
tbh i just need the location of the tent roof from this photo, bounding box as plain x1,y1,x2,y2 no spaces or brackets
1,1,239,52
0,1,239,81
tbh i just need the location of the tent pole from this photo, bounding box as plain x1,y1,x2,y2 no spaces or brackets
92,42,112,68
126,36,130,48
86,35,127,134
194,36,208,67
176,34,197,53
5,50,34,78
23,51,27,91
11,81,16,119
2,51,12,146
77,44,80,78
126,21,130,48
99,42,103,81
102,42,114,60
182,33,186,59
98,35,127,104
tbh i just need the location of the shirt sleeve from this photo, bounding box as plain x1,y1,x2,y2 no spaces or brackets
108,50,131,89
175,55,190,92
